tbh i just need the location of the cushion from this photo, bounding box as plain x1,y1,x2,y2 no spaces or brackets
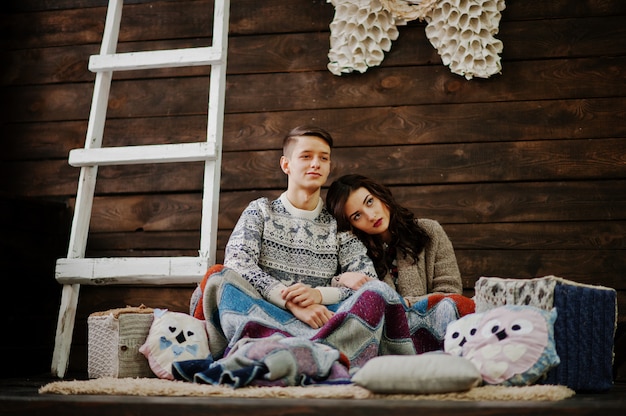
473,275,617,391
351,352,482,394
87,306,155,378
461,305,560,386
542,280,617,391
474,275,557,312
444,312,484,356
139,309,210,380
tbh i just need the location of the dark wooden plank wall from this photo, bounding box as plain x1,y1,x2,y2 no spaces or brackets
1,0,625,378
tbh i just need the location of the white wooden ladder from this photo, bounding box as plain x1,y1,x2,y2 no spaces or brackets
51,0,230,378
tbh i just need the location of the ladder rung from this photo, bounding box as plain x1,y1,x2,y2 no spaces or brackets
55,257,209,285
89,46,222,72
68,142,217,167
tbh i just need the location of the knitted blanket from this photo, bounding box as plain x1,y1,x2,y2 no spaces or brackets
173,334,353,387
181,266,473,387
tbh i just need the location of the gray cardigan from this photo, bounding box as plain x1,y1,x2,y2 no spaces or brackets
381,218,463,307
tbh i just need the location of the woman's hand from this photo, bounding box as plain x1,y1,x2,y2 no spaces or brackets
336,272,374,290
281,283,322,307
285,301,334,329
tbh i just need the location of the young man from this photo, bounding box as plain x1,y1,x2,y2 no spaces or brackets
223,125,377,328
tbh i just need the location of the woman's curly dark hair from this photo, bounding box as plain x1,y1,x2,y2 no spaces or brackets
326,174,429,279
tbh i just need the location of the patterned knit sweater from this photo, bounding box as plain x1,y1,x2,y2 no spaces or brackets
382,218,463,306
224,192,377,308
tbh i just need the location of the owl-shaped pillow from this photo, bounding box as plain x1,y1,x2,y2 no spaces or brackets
139,309,210,380
461,305,559,386
444,312,484,356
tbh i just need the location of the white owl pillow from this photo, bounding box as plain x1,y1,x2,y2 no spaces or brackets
444,312,485,356
459,305,560,386
139,309,210,380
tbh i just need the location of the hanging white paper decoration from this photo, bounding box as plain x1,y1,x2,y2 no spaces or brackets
424,0,505,79
327,0,506,80
327,0,402,75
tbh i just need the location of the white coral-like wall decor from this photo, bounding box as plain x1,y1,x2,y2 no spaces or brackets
327,0,506,80
327,0,400,75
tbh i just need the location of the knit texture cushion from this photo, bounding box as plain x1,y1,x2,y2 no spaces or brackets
87,306,154,379
542,281,617,391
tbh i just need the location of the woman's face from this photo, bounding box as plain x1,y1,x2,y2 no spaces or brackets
343,187,391,237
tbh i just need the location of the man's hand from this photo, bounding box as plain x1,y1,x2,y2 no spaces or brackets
337,272,374,290
285,301,334,329
281,283,322,307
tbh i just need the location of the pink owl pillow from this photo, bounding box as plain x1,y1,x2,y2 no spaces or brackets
459,305,560,386
139,309,210,380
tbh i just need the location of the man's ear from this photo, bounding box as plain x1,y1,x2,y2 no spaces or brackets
279,155,289,174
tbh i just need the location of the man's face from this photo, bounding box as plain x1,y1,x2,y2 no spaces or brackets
281,136,331,191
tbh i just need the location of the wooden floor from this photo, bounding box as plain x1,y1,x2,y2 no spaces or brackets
1,374,625,416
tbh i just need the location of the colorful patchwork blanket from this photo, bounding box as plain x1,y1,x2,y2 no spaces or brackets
178,266,473,386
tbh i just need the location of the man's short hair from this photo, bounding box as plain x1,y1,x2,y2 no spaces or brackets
282,126,334,155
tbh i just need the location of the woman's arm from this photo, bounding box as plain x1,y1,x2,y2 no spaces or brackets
421,219,463,294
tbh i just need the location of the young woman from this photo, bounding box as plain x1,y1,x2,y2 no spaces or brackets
326,174,474,354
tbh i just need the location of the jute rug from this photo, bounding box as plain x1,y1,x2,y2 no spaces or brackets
39,377,575,401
